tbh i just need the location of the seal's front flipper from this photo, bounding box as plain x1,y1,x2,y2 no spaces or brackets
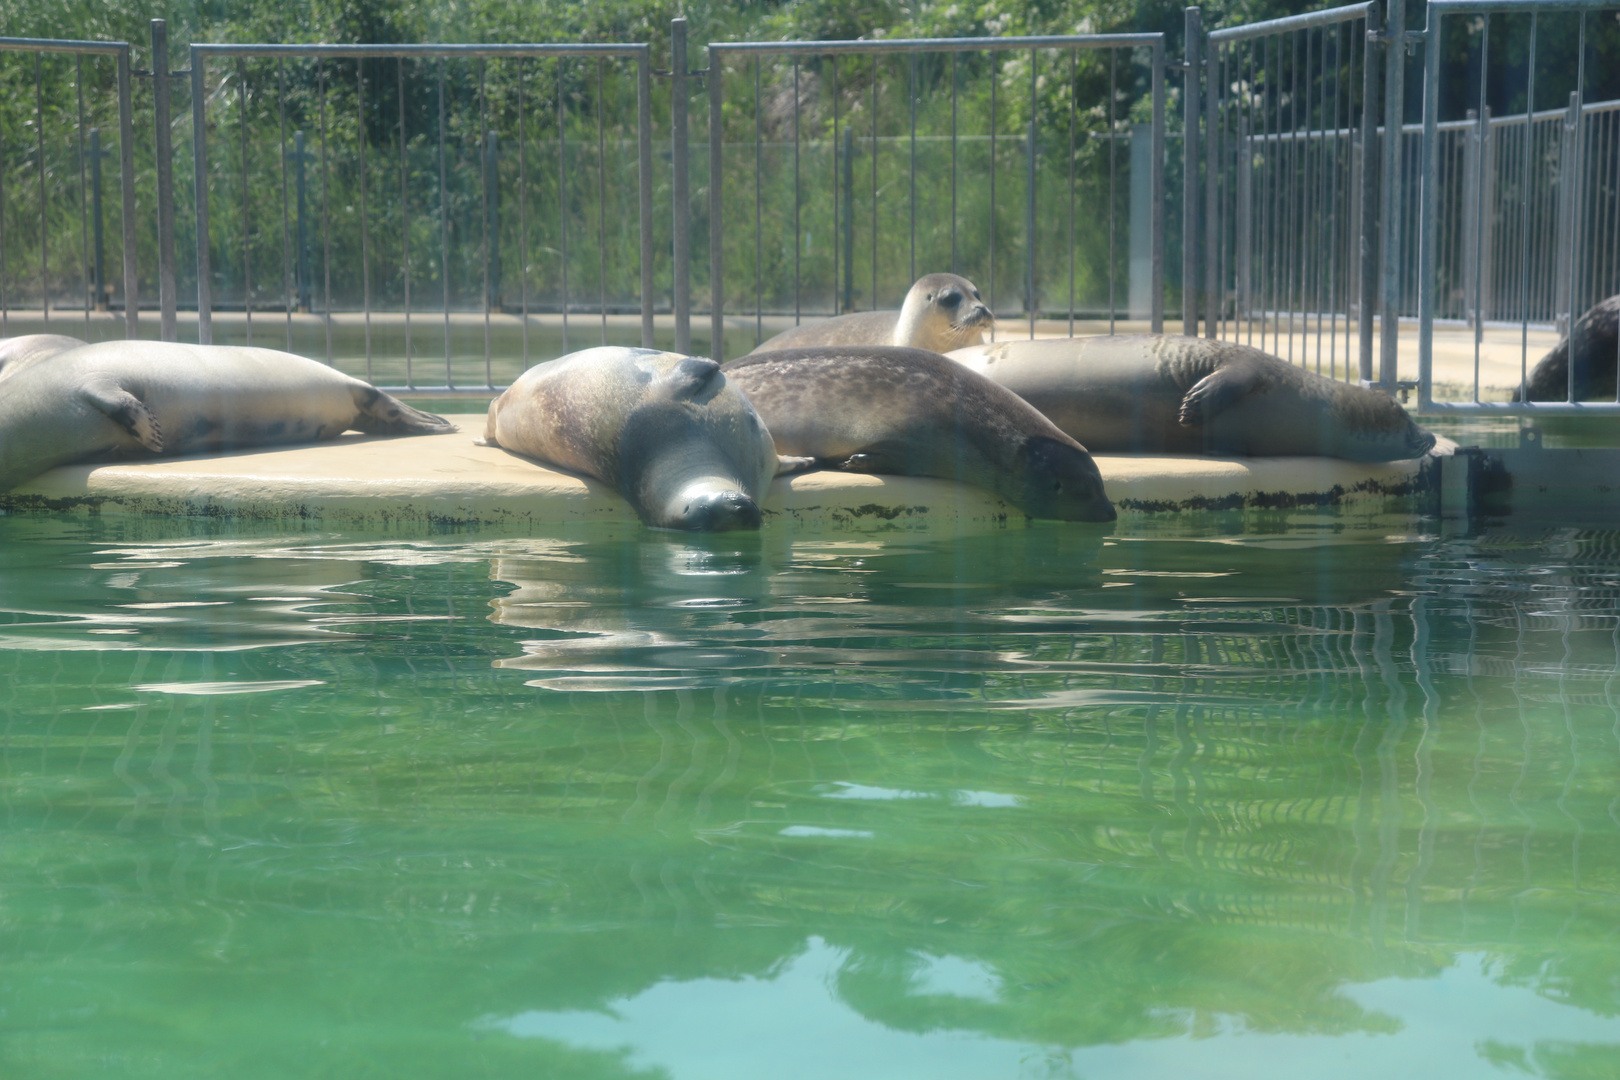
81,378,163,452
1178,365,1259,426
350,386,458,434
661,356,723,401
835,446,907,475
775,455,818,476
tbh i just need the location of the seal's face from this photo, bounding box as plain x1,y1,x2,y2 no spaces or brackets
926,280,992,339
906,273,993,350
1014,435,1117,522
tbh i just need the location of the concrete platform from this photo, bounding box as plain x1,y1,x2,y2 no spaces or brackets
0,415,1438,527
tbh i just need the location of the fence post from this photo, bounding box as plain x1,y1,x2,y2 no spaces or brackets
842,127,855,314
1377,0,1406,391
709,45,725,363
1554,90,1582,339
1203,32,1220,339
671,19,691,355
150,20,178,342
192,47,212,345
116,47,139,337
1358,4,1382,384
1151,37,1166,333
1461,108,1481,330
638,48,655,349
1182,7,1200,337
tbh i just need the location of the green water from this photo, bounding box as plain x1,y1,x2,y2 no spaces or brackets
2,512,1618,1079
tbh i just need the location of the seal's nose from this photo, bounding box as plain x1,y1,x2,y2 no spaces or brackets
683,490,763,532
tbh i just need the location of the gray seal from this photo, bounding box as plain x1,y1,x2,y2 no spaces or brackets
722,345,1116,522
0,334,90,379
949,335,1441,461
747,273,993,355
1515,294,1620,402
480,346,780,532
0,339,456,492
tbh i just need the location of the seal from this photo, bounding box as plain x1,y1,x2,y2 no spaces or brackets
1515,294,1620,402
0,334,90,379
0,339,456,492
480,346,781,532
722,345,1116,522
747,273,993,355
949,335,1443,461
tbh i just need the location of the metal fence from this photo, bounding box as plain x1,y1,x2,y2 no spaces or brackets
703,31,1167,363
1417,0,1620,414
0,36,138,338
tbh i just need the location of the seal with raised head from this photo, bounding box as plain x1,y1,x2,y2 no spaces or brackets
747,273,993,355
480,346,781,532
0,334,90,379
722,345,1116,522
1514,294,1620,402
0,339,456,492
949,335,1443,461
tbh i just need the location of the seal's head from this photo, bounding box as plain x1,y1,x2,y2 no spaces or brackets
896,273,994,352
1323,391,1438,461
1012,435,1117,523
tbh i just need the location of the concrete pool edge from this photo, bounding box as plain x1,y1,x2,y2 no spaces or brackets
0,415,1441,526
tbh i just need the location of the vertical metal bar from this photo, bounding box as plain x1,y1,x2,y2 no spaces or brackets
36,53,48,326
710,46,725,362
1205,34,1221,340
151,21,177,342
1379,0,1407,391
1324,27,1340,374
870,56,877,311
671,19,690,354
1286,30,1300,363
479,59,491,376
793,57,800,327
1109,48,1116,332
1068,49,1076,336
559,58,569,355
1470,23,1489,394
1358,9,1380,384
76,56,88,332
358,59,371,379
1518,12,1537,390
280,61,292,351
951,53,958,273
318,59,332,364
754,56,762,346
241,59,253,346
1152,38,1166,334
398,58,412,386
519,57,531,364
438,61,451,385
909,53,916,286
117,47,139,337
833,57,841,311
1418,3,1442,408
638,50,654,350
990,52,997,337
191,49,211,343
1264,34,1278,354
1,79,8,335
597,58,608,349
1183,7,1201,337
1027,46,1037,339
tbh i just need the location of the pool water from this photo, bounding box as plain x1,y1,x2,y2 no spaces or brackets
2,511,1618,1079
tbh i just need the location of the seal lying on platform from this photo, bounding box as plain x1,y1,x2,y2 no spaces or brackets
480,347,782,532
0,334,89,379
747,273,993,355
723,346,1116,522
0,340,456,492
1514,294,1620,402
949,335,1443,461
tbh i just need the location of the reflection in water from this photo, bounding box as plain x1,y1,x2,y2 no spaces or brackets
0,515,1618,1077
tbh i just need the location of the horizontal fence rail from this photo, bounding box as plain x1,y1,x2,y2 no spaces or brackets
0,37,138,340
188,39,654,391
704,32,1167,363
1418,0,1620,414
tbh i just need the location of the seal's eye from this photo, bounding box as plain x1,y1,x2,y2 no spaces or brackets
939,290,962,309
971,288,982,300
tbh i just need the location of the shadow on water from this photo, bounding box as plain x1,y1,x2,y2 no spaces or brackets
0,512,1618,1078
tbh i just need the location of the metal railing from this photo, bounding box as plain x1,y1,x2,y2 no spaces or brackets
704,32,1167,363
0,36,138,339
1193,3,1388,386
1418,0,1620,414
186,37,654,391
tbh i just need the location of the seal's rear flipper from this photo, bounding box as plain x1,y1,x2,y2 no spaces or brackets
775,455,817,476
350,386,459,434
1178,365,1258,426
81,378,163,452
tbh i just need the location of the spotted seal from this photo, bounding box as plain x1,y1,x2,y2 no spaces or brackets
747,273,993,355
1515,294,1620,402
0,339,456,492
949,335,1443,461
722,345,1116,522
480,346,781,532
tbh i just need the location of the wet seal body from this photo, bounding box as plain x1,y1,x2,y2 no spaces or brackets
0,340,456,491
723,345,1116,522
950,335,1442,461
0,334,90,379
481,347,779,532
748,273,993,355
1515,294,1620,402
